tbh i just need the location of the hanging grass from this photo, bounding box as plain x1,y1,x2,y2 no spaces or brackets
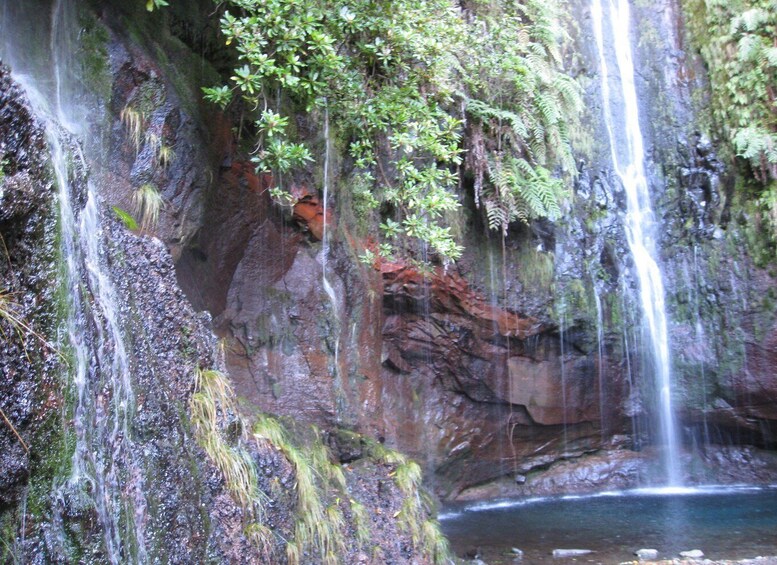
119,105,146,155
190,368,272,557
190,369,262,509
252,417,348,565
145,132,175,170
349,499,371,548
131,183,164,231
361,436,454,564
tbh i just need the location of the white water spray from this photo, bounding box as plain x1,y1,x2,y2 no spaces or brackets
591,0,681,485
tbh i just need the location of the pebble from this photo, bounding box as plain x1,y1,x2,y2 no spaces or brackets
679,549,705,559
553,549,593,558
635,549,659,560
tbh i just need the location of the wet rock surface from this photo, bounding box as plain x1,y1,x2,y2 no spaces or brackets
2,8,446,562
5,1,777,561
0,64,60,511
377,258,627,496
455,444,777,501
160,0,777,507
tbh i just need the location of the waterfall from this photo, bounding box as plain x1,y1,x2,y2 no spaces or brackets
591,0,681,485
2,0,146,560
320,100,344,415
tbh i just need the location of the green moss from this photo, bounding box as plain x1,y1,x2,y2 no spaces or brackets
556,278,589,320
515,244,555,295
77,11,112,102
0,513,16,563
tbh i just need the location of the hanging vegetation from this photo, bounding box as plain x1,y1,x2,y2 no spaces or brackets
460,0,580,236
149,0,579,262
682,0,777,236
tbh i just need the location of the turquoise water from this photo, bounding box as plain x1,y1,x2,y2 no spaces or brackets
440,487,777,564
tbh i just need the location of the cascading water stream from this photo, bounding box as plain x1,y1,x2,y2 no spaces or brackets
591,0,681,485
558,295,569,451
320,100,345,414
2,0,146,560
592,284,607,440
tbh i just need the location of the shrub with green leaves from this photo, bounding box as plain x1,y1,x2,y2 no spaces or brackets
158,0,578,262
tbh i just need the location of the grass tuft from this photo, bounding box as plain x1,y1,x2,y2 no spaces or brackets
131,183,164,231
362,436,454,563
252,417,348,564
145,132,175,169
393,460,422,495
423,519,453,564
349,499,371,547
0,287,60,360
190,369,267,517
119,105,146,154
245,523,274,556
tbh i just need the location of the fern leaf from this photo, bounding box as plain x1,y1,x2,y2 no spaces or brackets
764,46,777,67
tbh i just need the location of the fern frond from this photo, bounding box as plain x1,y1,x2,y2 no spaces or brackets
536,92,561,126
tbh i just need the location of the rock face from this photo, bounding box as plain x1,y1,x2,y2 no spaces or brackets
5,6,777,561
625,0,777,450
165,0,777,502
1,4,446,563
0,63,60,511
376,258,624,495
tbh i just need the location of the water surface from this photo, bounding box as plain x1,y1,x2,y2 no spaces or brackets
440,486,777,564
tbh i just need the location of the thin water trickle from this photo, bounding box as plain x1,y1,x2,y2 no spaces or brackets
558,295,569,451
321,99,333,301
621,284,641,446
592,284,607,440
591,0,680,485
690,246,711,444
1,0,146,560
319,100,343,415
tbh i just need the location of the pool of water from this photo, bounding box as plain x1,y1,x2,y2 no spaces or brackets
439,486,777,564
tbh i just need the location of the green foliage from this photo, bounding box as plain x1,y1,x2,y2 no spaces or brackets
348,499,371,547
683,0,777,234
190,369,267,514
252,417,347,565
201,0,465,261
198,0,576,263
112,206,139,231
360,438,453,564
483,153,564,234
461,0,580,236
145,0,168,11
